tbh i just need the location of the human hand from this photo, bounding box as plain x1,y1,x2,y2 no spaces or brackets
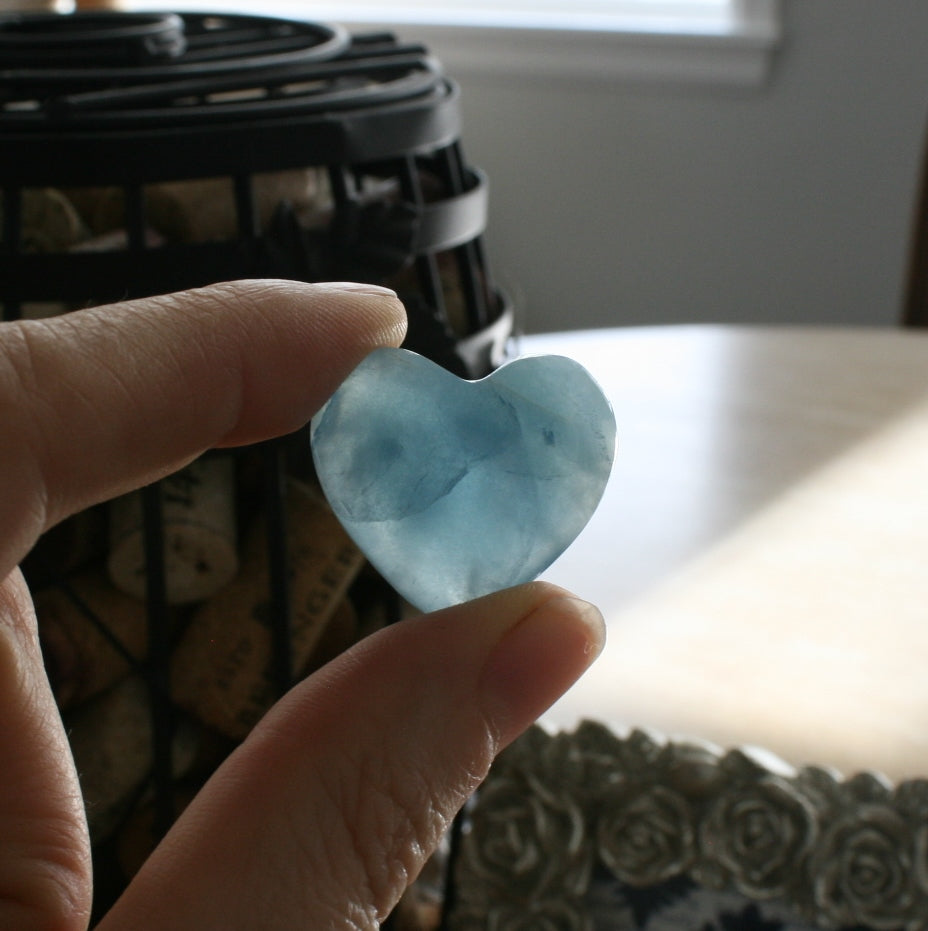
0,280,605,930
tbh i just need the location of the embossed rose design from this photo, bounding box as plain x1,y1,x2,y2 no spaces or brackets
486,899,596,931
914,820,928,898
534,724,627,799
597,785,696,886
460,774,591,900
812,804,921,930
699,775,817,899
449,899,599,931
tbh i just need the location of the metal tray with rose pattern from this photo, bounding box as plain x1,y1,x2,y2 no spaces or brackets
448,721,928,931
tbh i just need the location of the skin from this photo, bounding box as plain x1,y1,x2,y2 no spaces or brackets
0,279,605,930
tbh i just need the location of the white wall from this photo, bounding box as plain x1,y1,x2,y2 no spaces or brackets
410,1,928,331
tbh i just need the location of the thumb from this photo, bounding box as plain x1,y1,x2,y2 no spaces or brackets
0,571,92,931
96,582,605,930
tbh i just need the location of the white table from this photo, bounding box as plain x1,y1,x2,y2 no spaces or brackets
519,325,928,780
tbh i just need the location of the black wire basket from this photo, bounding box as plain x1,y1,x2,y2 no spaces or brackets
0,10,512,925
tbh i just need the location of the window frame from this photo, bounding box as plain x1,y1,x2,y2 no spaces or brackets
133,0,782,87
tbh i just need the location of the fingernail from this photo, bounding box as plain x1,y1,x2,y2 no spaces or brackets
480,595,605,748
319,281,398,298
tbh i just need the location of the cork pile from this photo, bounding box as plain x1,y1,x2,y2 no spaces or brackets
28,450,385,886
18,176,446,927
8,167,328,287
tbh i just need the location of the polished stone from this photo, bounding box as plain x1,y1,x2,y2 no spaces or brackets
311,347,616,612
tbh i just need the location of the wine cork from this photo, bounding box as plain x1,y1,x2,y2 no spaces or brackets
66,677,198,843
35,570,148,710
65,169,326,244
64,185,124,236
171,480,365,739
4,1,64,10
392,890,443,931
107,457,239,605
70,227,165,252
19,301,71,320
14,187,89,252
75,0,126,8
143,169,325,243
66,185,180,240
393,844,447,931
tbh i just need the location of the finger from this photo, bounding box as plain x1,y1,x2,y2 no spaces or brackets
0,571,92,931
0,279,406,573
96,582,605,931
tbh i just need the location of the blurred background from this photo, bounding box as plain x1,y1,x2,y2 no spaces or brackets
93,0,928,333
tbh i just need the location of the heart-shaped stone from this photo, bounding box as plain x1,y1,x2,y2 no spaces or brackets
311,347,616,612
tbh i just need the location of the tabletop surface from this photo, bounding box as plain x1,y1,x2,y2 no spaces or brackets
517,324,928,781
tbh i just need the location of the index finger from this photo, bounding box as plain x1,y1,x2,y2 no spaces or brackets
0,279,406,574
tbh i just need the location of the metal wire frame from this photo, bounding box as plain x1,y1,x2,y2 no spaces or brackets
1,12,513,923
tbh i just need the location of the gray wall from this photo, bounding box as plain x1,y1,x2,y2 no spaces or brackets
419,1,928,332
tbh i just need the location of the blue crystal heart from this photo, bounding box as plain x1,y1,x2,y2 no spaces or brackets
311,347,616,612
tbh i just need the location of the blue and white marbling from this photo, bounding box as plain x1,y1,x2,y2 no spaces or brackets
311,347,616,612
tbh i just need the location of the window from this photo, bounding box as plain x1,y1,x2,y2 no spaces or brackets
128,0,781,86
154,0,765,34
